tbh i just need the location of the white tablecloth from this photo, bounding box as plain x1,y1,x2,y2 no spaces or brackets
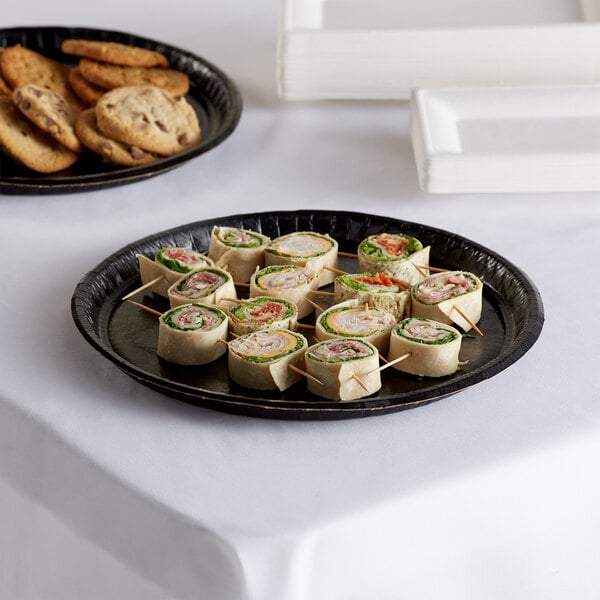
2,1,600,599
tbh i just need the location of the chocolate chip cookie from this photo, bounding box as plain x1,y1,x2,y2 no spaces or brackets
79,58,189,96
95,85,200,155
75,107,159,166
0,44,84,110
61,39,169,68
12,84,83,153
0,95,79,173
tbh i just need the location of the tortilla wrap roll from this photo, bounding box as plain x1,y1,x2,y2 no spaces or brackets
137,247,214,297
157,303,228,366
208,226,270,283
410,270,483,332
250,264,319,319
227,296,299,336
305,338,382,401
334,271,411,320
357,233,429,285
168,267,237,308
228,329,308,391
388,317,462,377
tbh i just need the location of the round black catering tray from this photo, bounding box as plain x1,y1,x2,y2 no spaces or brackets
71,210,544,420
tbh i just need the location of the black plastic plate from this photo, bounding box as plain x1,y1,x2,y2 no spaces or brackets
71,210,544,419
0,26,242,194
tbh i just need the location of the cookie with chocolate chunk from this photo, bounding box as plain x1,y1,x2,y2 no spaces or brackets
0,95,79,173
61,39,169,68
75,107,159,166
0,44,84,110
79,58,189,96
12,84,83,153
95,85,200,156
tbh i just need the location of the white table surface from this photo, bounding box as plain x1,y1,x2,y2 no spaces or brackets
2,1,600,599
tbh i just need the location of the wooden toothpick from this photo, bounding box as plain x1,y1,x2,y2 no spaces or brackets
452,305,483,336
322,265,348,276
305,297,325,313
414,265,449,274
125,299,162,317
338,251,358,258
412,263,428,278
352,374,369,392
288,364,323,385
368,352,412,375
121,275,164,300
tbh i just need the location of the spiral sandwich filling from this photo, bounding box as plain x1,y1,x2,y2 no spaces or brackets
214,227,266,249
168,267,236,308
322,307,395,337
254,265,317,290
335,271,411,320
307,339,375,363
251,265,319,319
137,246,215,297
414,271,477,304
229,330,304,362
228,297,298,335
397,318,459,345
357,233,429,285
163,304,224,331
316,300,396,354
411,270,483,332
156,247,213,273
265,231,339,287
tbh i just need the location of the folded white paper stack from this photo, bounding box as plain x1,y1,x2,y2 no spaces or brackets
410,84,600,193
278,0,600,101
